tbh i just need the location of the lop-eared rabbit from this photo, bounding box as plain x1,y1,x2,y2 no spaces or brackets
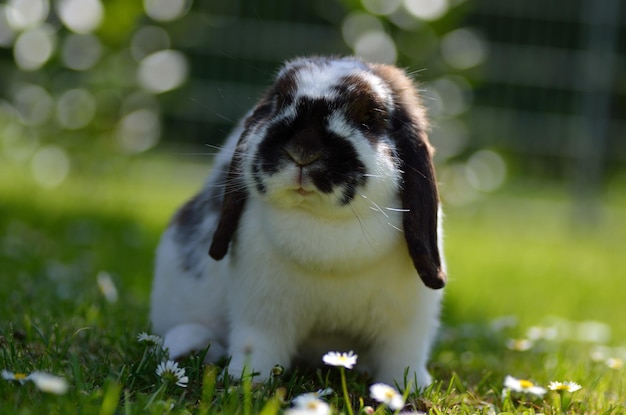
151,56,447,390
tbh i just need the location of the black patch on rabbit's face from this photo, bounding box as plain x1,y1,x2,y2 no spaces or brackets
253,96,367,205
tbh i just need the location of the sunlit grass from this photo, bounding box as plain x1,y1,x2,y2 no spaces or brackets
0,154,624,414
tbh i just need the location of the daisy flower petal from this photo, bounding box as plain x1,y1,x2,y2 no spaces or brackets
289,394,331,415
506,338,533,351
606,357,623,370
292,388,334,406
322,351,358,369
370,383,405,410
97,271,118,303
175,374,189,388
27,372,69,395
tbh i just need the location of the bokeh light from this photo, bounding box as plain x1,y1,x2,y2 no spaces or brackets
2,119,40,162
13,83,55,126
116,109,161,154
440,149,508,205
387,6,421,30
342,12,384,49
428,76,472,118
13,24,55,71
137,50,188,94
143,0,191,22
61,33,102,71
30,145,70,188
6,0,49,30
440,163,479,206
465,150,507,192
56,89,97,130
361,0,402,16
0,6,16,47
429,118,468,160
403,0,448,21
440,28,487,70
56,0,104,34
120,91,160,116
130,25,171,62
353,30,397,64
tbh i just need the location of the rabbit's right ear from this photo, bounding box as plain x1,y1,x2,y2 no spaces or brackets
209,95,276,260
208,147,248,260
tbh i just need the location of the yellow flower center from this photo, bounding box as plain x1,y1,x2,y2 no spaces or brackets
14,373,27,380
519,379,535,389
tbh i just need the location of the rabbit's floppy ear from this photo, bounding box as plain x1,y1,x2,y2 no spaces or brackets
373,64,446,289
209,101,273,260
208,141,248,260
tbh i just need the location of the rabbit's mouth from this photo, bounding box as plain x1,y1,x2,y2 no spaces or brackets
295,187,315,196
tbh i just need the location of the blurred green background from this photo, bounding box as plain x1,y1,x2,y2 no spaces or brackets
2,0,625,210
1,0,625,338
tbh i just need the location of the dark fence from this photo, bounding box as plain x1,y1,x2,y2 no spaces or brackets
1,0,623,198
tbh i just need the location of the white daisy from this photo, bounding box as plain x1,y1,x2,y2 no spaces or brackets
287,393,331,415
137,332,163,346
2,370,69,394
2,370,30,384
548,381,582,393
27,372,69,395
506,338,534,351
503,375,546,398
156,360,189,388
292,388,334,404
606,357,623,370
97,271,118,303
526,325,558,341
292,388,334,406
369,383,405,410
322,351,358,369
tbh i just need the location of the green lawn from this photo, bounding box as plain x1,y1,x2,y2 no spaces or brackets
1,154,624,414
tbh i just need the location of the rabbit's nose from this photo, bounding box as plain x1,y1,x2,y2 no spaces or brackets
284,146,322,166
284,128,323,166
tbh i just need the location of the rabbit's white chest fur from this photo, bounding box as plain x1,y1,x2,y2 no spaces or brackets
233,197,437,323
150,56,447,390
229,204,442,374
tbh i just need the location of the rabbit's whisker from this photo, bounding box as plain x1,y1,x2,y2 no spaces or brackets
171,152,218,156
384,207,410,212
359,194,389,218
349,204,378,251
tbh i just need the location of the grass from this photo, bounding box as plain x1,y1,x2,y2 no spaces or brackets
0,153,625,414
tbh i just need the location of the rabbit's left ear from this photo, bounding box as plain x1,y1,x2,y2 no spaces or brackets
373,64,446,289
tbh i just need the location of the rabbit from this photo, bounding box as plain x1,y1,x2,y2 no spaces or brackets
150,56,447,390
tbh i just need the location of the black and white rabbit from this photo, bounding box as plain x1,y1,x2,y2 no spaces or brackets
151,56,447,389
